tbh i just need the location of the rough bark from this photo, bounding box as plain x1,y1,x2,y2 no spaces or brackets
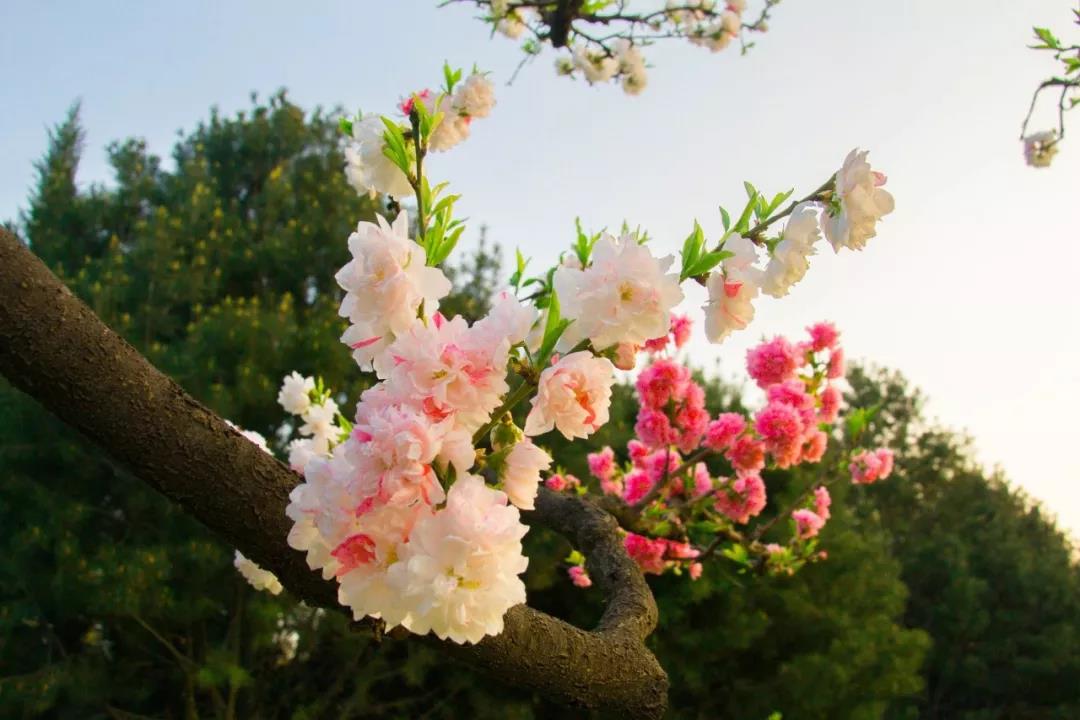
0,228,668,718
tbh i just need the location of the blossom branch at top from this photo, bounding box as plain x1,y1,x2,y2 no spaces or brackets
1020,6,1080,167
440,0,784,95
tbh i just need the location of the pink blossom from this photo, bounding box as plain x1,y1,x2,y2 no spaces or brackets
666,541,700,559
827,347,846,380
807,322,840,352
756,403,807,446
802,430,829,463
636,358,691,408
850,447,894,484
746,337,799,389
727,435,765,474
624,533,668,575
792,509,825,539
627,439,650,466
545,474,568,492
875,448,895,479
525,351,615,440
689,562,703,580
714,473,767,524
819,385,842,423
622,469,655,505
813,486,832,521
766,379,814,413
568,565,593,588
692,463,713,497
675,404,710,453
587,446,616,481
601,477,624,496
398,89,433,116
704,413,747,451
671,314,693,348
643,333,670,354
635,407,676,448
331,533,377,577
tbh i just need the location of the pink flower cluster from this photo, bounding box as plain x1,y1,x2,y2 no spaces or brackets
624,533,701,577
537,319,895,584
634,359,709,452
849,448,895,484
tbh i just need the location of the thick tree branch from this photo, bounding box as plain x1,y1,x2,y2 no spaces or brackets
0,228,667,718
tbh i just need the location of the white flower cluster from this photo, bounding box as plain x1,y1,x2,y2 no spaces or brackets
276,371,344,472
682,0,745,54
286,236,574,641
562,39,649,95
703,148,894,343
344,72,496,197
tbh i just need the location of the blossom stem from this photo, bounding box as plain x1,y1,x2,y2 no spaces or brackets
631,446,710,512
472,379,536,445
409,111,427,241
742,175,836,244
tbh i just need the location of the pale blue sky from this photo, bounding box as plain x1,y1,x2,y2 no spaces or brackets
3,1,1078,531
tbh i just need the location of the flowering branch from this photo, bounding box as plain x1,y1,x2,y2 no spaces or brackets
441,0,783,94
0,227,669,718
1020,6,1080,167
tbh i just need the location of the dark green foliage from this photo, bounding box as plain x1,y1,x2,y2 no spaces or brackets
849,366,1080,720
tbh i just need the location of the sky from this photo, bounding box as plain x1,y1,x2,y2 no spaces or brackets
3,1,1078,531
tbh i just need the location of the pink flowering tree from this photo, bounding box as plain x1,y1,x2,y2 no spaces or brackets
0,62,898,717
442,0,782,93
1021,3,1080,167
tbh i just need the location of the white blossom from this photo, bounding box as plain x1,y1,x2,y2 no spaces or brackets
453,73,496,118
344,114,413,199
335,212,452,368
572,47,619,84
299,398,340,455
554,233,683,351
524,351,615,440
761,202,821,298
234,551,283,595
1023,130,1059,168
821,149,895,252
699,267,760,343
387,475,529,644
499,439,552,510
277,372,314,416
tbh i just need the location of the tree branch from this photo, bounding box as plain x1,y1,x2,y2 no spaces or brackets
0,228,667,718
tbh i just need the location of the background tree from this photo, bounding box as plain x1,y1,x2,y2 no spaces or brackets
849,366,1080,720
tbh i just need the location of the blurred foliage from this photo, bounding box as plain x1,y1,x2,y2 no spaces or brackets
1,97,1078,719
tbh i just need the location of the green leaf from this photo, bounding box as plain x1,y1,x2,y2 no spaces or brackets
767,189,794,216
679,221,705,281
735,191,759,234
536,290,573,368
1033,27,1062,49
743,181,758,201
686,249,733,279
722,543,750,566
338,117,353,136
719,206,731,231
